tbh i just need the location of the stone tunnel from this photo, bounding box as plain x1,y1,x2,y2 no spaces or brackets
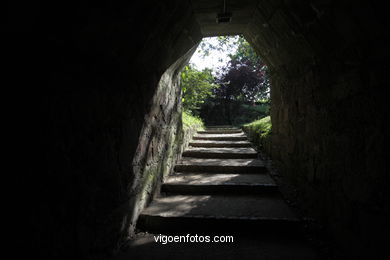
43,0,388,259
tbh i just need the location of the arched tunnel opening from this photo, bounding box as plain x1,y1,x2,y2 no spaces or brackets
44,0,388,259
183,35,271,127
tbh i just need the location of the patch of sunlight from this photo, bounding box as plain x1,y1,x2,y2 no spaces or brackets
167,173,241,185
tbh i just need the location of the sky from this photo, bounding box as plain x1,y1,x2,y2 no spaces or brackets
189,36,238,74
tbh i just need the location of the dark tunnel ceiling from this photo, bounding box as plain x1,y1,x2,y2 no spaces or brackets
191,0,258,36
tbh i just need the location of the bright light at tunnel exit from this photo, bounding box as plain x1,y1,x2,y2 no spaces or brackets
189,36,239,74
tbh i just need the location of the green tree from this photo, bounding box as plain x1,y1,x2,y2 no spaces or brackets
198,36,240,58
229,36,259,64
181,65,218,115
228,36,270,99
197,35,271,125
197,35,270,100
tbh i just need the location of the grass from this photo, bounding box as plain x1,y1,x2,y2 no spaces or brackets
182,111,205,130
243,116,271,138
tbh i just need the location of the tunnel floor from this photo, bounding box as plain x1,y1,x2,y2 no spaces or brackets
112,233,321,260
114,127,324,259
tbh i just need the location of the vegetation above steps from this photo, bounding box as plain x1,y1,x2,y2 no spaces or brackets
181,36,271,126
182,110,204,130
242,116,272,155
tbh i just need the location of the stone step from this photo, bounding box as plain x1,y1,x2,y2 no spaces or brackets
206,125,235,129
193,133,247,141
205,128,240,131
182,147,257,159
174,158,267,173
162,173,278,195
138,195,300,235
190,140,252,148
197,129,243,134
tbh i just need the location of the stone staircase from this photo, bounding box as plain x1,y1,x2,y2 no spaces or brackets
137,126,302,237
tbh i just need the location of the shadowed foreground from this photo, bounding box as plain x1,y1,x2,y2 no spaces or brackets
117,127,322,260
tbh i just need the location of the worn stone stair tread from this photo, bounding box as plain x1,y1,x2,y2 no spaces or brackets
206,125,235,128
162,173,278,195
183,147,257,158
197,129,243,134
140,195,298,220
177,158,264,166
193,133,248,141
184,147,257,154
175,158,267,173
196,133,246,137
205,128,240,131
138,195,302,235
165,173,276,185
190,140,251,148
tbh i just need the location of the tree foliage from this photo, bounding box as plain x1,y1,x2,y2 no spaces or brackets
214,58,268,103
214,36,270,103
198,36,240,58
198,35,270,102
184,35,271,125
180,65,217,114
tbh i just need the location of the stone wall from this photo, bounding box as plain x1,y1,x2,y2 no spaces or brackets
44,1,202,258
244,1,388,257
129,50,198,236
269,62,387,258
42,0,389,259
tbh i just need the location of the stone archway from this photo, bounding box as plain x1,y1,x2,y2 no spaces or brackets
44,0,388,258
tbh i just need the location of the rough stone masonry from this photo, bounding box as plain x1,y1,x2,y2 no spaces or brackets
44,0,389,258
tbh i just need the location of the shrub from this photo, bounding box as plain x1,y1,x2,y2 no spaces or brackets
182,110,204,130
243,116,271,138
243,116,272,155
